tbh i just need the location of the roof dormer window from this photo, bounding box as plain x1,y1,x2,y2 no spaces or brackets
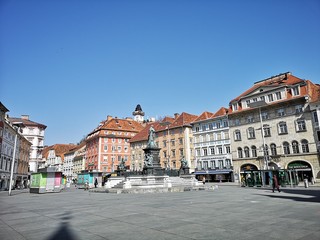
292,86,300,96
232,103,238,111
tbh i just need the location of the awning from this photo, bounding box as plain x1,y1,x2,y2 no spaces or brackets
193,170,232,175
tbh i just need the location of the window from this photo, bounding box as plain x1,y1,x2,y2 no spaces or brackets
179,149,183,156
218,160,224,169
313,111,319,123
163,140,167,147
263,124,271,137
223,121,228,127
225,159,231,168
260,96,265,101
202,125,207,131
210,161,215,169
292,86,300,96
277,108,285,117
234,130,241,141
171,150,176,157
163,151,167,158
210,147,215,155
224,131,229,139
235,119,240,126
195,126,200,132
216,122,221,128
196,149,201,156
251,146,257,157
171,140,175,146
203,161,208,169
179,138,183,145
244,147,250,158
295,105,303,114
217,133,221,140
292,141,299,154
268,94,274,102
104,145,108,151
225,146,231,154
232,103,238,111
296,119,306,132
283,142,290,154
247,127,255,139
208,123,213,130
270,143,277,156
301,140,309,153
276,91,282,100
278,122,288,134
247,115,254,123
261,111,269,120
203,148,208,156
218,146,223,154
237,147,243,158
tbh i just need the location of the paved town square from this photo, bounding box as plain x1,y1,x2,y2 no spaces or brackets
1,185,319,240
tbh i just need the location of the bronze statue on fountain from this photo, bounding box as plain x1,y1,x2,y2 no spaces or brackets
143,126,164,176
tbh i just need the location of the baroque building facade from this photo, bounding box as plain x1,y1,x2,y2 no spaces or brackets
0,102,31,190
9,115,46,173
85,115,144,174
228,72,320,185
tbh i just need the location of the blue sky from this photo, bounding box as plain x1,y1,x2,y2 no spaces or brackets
1,0,320,146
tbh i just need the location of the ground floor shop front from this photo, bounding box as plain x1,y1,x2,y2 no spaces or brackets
237,159,318,187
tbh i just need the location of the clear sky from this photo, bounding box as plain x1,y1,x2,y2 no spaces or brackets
1,0,320,146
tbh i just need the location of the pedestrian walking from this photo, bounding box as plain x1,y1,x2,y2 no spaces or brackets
202,176,206,185
272,175,280,193
94,178,98,188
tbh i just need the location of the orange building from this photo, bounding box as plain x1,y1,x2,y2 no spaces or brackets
86,116,144,173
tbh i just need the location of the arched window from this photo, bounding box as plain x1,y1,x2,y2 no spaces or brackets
237,147,243,158
301,139,309,153
283,142,290,154
292,141,299,154
251,146,257,157
270,143,277,156
244,146,250,158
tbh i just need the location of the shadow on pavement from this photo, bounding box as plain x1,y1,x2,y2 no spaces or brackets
47,211,77,240
255,188,320,203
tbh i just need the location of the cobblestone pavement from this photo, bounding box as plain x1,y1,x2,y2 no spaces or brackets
1,185,319,240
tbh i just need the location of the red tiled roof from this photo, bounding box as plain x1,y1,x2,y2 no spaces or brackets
228,73,319,114
213,107,228,117
88,117,144,137
193,111,215,123
130,122,160,143
42,144,76,160
229,72,303,103
170,112,198,128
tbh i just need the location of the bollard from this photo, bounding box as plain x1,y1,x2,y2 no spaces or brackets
304,178,309,188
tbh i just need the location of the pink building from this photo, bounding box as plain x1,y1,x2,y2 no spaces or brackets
86,116,144,173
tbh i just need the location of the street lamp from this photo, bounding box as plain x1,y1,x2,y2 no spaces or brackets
9,122,24,196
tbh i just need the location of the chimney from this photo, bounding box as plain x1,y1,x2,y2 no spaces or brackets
21,115,29,120
107,115,113,121
174,113,180,119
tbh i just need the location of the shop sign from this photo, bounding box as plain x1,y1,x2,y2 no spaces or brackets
288,163,310,169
